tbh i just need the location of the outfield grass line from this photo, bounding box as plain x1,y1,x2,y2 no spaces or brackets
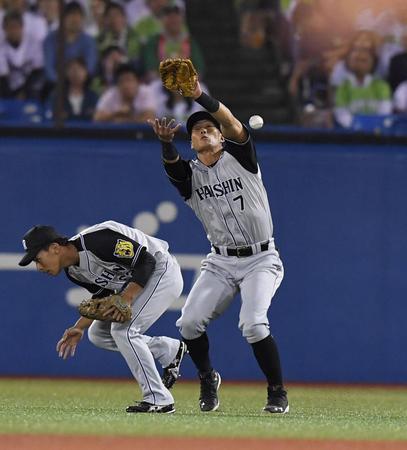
0,375,406,390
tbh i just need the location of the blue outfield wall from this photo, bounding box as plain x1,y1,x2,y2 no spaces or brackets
1,135,407,384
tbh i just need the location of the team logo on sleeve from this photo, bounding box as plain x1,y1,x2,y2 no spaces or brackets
114,239,134,258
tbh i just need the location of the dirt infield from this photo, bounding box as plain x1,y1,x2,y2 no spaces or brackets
1,435,407,450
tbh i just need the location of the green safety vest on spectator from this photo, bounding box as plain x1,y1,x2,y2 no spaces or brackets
335,77,392,114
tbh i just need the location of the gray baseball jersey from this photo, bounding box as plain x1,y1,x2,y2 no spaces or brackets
186,138,273,248
66,220,182,406
67,220,170,295
165,130,274,249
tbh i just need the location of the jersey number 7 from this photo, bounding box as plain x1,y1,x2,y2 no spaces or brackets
233,195,245,211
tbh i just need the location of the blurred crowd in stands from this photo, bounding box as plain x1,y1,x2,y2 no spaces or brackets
284,0,407,128
0,0,407,131
0,0,207,124
236,0,407,130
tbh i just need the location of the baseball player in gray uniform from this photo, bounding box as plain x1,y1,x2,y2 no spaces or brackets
149,76,288,413
18,220,187,413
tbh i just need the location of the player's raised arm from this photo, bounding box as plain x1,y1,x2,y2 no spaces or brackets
159,58,247,143
148,117,182,163
148,115,193,200
191,83,247,143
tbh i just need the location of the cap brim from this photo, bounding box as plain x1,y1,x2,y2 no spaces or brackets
186,111,220,135
18,249,39,267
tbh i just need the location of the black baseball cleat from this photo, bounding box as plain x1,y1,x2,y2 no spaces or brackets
199,370,221,412
126,401,175,414
162,341,188,389
263,386,289,414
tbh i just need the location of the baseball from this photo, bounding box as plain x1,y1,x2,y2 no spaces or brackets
249,115,264,130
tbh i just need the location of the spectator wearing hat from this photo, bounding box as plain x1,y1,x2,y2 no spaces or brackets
141,4,205,82
93,63,156,123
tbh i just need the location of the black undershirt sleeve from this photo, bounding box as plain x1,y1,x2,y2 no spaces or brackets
81,229,144,267
130,249,156,287
164,158,193,200
223,128,259,174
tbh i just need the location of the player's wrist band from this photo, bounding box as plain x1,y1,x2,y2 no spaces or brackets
195,92,220,113
161,141,179,161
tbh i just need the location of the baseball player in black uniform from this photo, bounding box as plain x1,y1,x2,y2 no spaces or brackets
18,220,187,413
149,68,288,413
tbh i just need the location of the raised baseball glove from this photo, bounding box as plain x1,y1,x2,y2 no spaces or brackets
78,294,132,322
159,58,198,97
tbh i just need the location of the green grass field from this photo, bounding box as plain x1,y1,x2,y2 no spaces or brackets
0,378,406,441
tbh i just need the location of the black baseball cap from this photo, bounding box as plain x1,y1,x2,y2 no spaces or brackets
19,225,65,267
186,111,221,136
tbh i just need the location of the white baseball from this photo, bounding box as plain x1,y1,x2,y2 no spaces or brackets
249,115,264,130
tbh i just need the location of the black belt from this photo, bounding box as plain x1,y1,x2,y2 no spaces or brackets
213,241,269,257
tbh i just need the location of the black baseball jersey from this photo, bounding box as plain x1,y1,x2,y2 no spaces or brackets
65,221,169,298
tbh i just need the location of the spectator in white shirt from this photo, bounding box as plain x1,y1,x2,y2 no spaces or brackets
94,63,156,123
393,81,407,113
0,10,44,98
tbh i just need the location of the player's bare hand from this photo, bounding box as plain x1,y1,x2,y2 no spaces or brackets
56,327,84,360
148,117,182,143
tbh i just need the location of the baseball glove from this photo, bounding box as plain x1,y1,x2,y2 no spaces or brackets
159,58,198,97
78,294,132,322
